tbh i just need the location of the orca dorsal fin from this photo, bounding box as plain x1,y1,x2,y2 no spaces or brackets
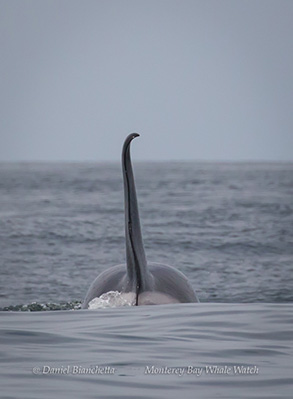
122,133,150,297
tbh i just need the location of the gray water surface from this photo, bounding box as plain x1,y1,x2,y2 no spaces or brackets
1,303,293,399
0,162,292,306
0,162,292,398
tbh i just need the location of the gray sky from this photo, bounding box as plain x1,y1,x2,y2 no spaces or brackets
1,0,292,161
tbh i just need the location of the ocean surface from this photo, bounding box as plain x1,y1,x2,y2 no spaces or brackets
0,161,293,398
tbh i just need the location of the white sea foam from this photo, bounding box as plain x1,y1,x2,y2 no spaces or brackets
88,291,136,309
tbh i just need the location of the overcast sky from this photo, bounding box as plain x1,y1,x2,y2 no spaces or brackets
1,0,292,161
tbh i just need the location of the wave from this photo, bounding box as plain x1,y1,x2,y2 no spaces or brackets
0,301,82,312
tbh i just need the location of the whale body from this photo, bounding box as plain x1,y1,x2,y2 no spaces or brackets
82,133,198,307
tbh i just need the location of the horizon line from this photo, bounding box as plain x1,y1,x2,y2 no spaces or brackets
0,159,292,164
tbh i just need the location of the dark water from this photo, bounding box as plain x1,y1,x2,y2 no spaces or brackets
0,162,293,397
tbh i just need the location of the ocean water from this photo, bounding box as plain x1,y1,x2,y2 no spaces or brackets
0,162,293,398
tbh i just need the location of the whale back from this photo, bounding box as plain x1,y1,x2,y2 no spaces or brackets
82,134,198,308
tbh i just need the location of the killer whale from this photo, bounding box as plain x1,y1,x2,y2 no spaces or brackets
82,133,198,307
